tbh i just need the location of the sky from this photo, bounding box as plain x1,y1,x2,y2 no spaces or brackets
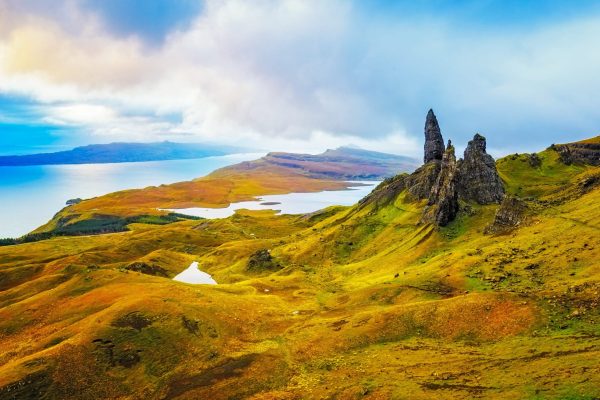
1,0,600,157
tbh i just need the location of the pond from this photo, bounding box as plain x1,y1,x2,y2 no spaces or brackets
173,262,217,284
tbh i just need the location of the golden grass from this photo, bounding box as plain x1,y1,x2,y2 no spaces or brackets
1,145,599,399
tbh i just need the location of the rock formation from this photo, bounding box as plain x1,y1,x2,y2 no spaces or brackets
457,134,505,204
405,161,442,201
423,109,445,164
485,196,528,234
552,137,600,166
359,110,505,226
421,141,459,226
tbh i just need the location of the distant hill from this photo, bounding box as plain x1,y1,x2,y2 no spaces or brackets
260,146,418,180
0,141,244,166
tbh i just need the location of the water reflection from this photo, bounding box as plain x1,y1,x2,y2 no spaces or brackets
165,181,379,219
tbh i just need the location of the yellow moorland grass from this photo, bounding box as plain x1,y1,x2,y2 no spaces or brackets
34,162,352,233
0,144,599,399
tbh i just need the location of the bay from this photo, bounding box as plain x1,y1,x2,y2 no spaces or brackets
0,153,263,238
165,181,379,219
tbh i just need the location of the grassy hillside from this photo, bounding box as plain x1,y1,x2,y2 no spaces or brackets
31,163,353,235
0,143,599,399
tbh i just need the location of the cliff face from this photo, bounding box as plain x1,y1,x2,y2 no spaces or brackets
553,137,600,166
405,161,441,201
421,142,459,226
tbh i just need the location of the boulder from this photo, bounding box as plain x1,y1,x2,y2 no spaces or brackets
485,195,528,234
247,249,281,271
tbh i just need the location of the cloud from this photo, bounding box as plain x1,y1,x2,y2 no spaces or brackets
1,0,600,156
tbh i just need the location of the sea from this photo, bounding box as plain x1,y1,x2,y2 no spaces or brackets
0,154,262,238
0,154,378,238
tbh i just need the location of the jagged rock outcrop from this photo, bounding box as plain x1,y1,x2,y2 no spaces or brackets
424,109,445,164
358,111,505,227
552,137,600,166
124,262,169,277
405,161,442,201
485,195,528,234
421,142,459,226
457,134,505,204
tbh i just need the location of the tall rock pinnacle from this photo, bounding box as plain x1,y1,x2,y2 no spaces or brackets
424,109,445,164
363,110,505,227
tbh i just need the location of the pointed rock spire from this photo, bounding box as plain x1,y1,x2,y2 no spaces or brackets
424,109,445,164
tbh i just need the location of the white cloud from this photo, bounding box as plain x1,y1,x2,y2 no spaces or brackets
44,104,118,125
1,0,600,156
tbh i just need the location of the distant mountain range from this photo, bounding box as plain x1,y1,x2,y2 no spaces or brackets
0,142,245,166
0,142,419,178
260,146,419,180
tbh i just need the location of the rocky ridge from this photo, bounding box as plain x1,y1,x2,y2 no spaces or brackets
552,137,600,166
362,110,505,226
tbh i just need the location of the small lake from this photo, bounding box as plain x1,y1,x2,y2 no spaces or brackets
0,153,263,238
173,261,217,284
165,181,379,219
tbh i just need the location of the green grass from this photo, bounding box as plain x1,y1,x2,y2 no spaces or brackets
0,140,599,399
497,148,588,198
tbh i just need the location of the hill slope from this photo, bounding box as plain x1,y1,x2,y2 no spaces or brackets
262,146,418,180
0,124,599,398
